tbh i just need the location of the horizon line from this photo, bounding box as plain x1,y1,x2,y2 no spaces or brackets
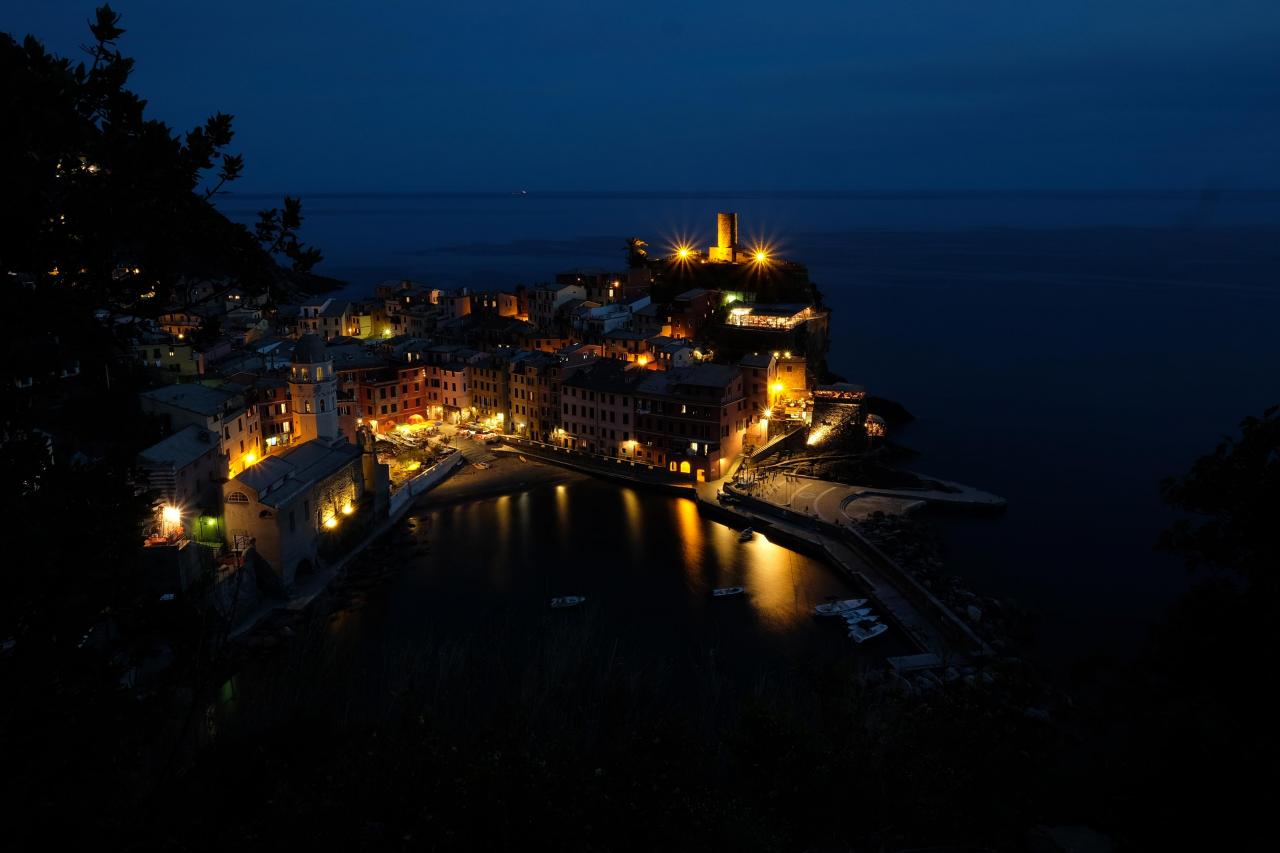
213,188,1280,198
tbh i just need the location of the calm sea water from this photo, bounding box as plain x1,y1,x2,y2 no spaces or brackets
222,191,1280,662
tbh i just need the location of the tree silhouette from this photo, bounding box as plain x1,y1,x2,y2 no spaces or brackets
1159,404,1279,595
0,4,322,311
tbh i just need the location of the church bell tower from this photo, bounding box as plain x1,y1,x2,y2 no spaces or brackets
288,333,339,444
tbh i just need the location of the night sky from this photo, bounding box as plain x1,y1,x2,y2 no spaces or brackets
7,0,1279,192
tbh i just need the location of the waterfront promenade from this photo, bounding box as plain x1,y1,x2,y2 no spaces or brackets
740,471,1005,521
694,473,992,663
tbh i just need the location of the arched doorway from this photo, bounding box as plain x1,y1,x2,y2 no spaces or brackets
679,460,691,474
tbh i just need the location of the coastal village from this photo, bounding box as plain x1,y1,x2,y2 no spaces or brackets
38,211,1004,671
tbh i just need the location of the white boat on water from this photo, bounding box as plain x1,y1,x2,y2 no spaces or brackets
712,586,745,597
813,598,869,616
848,622,889,643
550,596,586,608
738,527,754,542
838,608,874,622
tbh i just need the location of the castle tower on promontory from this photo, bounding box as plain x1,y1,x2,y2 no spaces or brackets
710,211,740,262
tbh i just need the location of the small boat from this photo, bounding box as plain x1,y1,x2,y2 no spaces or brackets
712,586,745,597
838,608,874,621
738,527,754,542
813,598,869,616
550,596,586,608
848,622,889,643
473,461,490,470
842,612,878,627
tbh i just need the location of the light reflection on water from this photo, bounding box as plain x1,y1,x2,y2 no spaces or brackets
227,473,917,718
621,487,642,548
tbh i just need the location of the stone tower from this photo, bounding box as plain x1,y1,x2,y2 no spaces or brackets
710,211,740,262
288,333,338,444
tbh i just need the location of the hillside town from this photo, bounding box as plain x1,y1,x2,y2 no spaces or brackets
93,213,869,613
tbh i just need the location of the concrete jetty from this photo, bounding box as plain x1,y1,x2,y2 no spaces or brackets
695,476,991,662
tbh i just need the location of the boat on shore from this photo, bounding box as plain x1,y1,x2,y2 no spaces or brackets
712,586,745,597
813,598,869,616
550,596,586,608
848,622,889,643
738,527,754,542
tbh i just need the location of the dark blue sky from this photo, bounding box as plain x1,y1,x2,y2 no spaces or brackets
8,1,1280,192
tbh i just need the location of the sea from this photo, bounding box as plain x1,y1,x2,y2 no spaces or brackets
220,190,1280,665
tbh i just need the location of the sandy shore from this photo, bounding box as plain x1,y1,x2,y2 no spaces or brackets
412,455,579,509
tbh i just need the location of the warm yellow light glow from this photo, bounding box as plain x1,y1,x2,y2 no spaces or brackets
161,505,181,525
771,382,784,394
676,246,691,259
753,248,770,263
323,516,338,529
637,355,649,366
342,503,353,515
807,425,833,446
382,326,393,337
244,451,257,466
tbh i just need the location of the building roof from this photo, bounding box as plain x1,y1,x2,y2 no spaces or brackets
740,352,776,368
231,439,362,509
319,300,351,318
639,363,740,396
562,359,644,394
326,344,387,371
138,424,220,469
675,288,713,301
140,383,238,417
603,329,647,341
292,333,328,364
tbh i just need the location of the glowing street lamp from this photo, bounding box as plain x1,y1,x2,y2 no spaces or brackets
160,504,182,537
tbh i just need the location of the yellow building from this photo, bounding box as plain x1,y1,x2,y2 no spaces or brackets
133,339,206,380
